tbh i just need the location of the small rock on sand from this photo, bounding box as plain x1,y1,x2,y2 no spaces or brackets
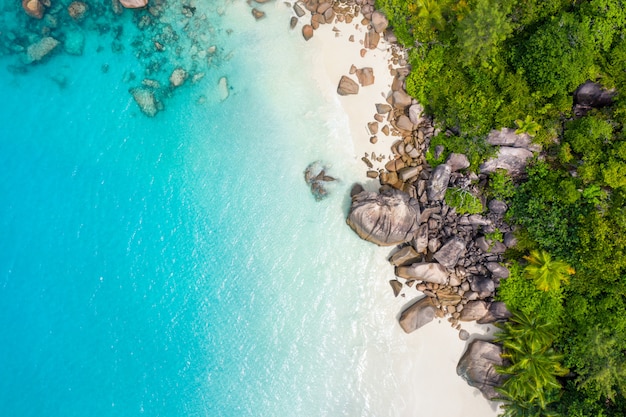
302,24,314,41
337,76,359,95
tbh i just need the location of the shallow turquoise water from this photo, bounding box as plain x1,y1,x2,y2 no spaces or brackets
0,2,397,416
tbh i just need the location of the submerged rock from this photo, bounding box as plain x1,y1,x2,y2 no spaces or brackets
169,67,188,87
129,87,160,117
347,187,420,246
218,77,229,101
25,37,59,63
64,30,85,56
67,1,88,20
457,340,506,400
304,161,337,201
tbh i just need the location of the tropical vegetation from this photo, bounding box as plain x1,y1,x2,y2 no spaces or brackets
375,0,626,415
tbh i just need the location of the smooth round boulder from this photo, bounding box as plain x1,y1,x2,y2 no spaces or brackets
347,187,420,246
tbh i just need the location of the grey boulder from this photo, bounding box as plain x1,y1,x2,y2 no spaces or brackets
347,188,419,246
457,340,506,400
399,296,438,333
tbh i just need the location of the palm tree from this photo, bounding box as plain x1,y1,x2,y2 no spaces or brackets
495,310,555,350
495,310,569,416
523,250,574,292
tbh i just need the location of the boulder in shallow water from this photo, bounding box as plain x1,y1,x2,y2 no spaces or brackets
304,161,337,201
22,0,44,19
25,37,59,63
129,87,160,117
399,296,437,333
119,0,148,8
347,187,419,246
67,1,88,20
457,340,506,400
169,67,188,87
218,77,229,101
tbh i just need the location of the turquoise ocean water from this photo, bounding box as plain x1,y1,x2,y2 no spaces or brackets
0,1,407,416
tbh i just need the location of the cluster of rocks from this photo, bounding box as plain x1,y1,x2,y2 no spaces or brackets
7,0,244,116
304,161,338,201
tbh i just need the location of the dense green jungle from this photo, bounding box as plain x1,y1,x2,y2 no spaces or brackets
375,0,626,415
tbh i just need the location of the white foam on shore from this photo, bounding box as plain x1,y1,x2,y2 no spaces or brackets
283,5,502,417
209,3,502,416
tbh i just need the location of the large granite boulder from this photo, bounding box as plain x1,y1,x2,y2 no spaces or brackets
389,246,421,267
459,300,489,321
337,76,359,95
395,262,448,285
119,0,148,8
574,81,616,109
433,237,466,269
479,147,533,177
371,11,389,34
457,340,506,400
399,296,437,333
356,67,375,87
478,301,512,324
427,164,451,202
347,188,419,246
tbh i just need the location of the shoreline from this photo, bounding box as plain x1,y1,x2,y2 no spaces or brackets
286,2,502,416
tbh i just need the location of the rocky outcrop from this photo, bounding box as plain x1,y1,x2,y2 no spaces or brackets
337,75,359,95
347,187,420,246
119,0,148,8
399,296,438,333
304,161,337,201
457,340,506,400
479,146,533,177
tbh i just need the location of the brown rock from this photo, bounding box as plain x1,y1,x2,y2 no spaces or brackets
369,136,378,144
459,301,489,322
364,29,380,49
389,246,421,267
22,0,44,19
302,24,314,41
356,67,375,87
395,262,448,285
389,280,403,297
252,8,265,19
368,121,379,134
337,75,359,95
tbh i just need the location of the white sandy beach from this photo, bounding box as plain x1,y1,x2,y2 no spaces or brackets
291,6,502,417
